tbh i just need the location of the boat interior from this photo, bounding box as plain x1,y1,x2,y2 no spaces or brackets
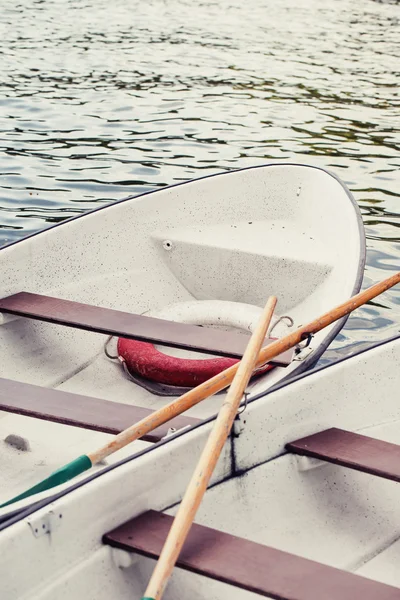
1,335,399,599
0,164,364,507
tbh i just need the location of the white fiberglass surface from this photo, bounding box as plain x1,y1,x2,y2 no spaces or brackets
1,340,399,599
6,423,400,600
180,451,400,572
235,336,400,472
0,414,151,505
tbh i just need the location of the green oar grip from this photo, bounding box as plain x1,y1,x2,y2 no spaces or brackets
0,454,92,508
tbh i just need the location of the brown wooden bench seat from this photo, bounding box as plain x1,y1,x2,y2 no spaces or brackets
286,428,400,483
103,510,399,599
0,292,294,365
0,378,200,443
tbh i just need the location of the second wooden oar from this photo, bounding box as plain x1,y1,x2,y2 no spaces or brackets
1,270,399,509
141,296,277,600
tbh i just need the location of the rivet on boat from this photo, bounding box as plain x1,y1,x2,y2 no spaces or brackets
162,240,173,251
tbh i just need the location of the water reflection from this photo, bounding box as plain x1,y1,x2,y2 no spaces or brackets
0,0,399,359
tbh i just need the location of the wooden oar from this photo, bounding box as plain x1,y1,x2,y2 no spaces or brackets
141,295,277,600
1,271,399,509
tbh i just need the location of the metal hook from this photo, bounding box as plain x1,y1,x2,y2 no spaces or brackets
269,315,294,338
105,309,151,360
104,335,119,359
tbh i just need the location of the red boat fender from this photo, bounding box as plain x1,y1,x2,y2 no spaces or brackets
118,301,277,388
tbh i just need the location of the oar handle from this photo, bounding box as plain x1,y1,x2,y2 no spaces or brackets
142,296,278,600
89,271,400,466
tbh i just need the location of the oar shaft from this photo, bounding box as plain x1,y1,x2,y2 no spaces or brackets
143,296,277,600
89,271,400,466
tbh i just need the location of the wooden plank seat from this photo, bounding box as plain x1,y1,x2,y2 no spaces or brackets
103,510,399,599
286,428,400,483
0,378,200,443
0,292,294,365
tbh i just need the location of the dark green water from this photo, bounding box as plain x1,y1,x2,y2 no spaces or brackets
0,0,399,361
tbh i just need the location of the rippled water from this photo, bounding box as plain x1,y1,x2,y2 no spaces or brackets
0,0,399,361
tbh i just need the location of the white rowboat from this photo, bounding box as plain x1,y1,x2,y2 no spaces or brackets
0,163,364,506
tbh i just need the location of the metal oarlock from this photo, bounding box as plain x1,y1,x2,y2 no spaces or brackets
293,332,314,361
296,332,313,351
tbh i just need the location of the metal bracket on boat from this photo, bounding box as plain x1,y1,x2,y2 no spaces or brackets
294,455,327,472
293,346,314,362
26,504,63,538
111,547,140,569
293,332,314,361
297,332,313,350
0,312,19,326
